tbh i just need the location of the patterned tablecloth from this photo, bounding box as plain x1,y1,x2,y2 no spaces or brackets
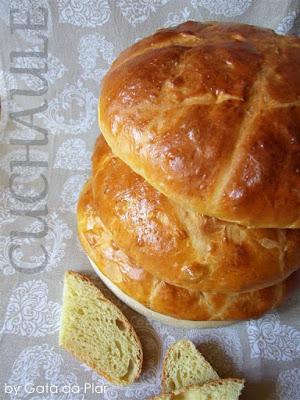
0,1,300,399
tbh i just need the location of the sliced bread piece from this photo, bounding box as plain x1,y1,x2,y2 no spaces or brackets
162,339,219,393
59,271,143,385
151,379,244,400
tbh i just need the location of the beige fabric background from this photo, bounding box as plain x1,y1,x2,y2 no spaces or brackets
0,1,300,399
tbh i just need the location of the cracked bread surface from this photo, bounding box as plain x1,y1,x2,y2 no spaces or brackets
99,21,300,229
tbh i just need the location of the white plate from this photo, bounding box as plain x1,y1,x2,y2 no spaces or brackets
88,257,234,329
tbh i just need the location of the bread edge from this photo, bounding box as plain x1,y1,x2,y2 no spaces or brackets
150,378,245,399
161,339,219,393
59,270,143,385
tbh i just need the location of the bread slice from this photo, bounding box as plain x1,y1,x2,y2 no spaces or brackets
162,340,219,392
151,379,244,399
59,271,143,385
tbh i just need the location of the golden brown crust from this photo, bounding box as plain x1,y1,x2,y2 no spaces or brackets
91,137,300,293
77,182,298,321
99,21,300,228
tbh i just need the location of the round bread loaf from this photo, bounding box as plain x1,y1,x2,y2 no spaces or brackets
99,21,300,228
78,181,297,321
92,136,300,293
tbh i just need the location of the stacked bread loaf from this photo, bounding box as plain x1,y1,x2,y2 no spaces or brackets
78,21,300,321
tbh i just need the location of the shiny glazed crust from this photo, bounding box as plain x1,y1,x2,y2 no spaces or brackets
99,21,300,228
92,137,300,293
77,182,297,321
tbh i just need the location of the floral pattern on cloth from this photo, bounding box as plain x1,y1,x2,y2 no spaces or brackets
38,81,98,136
54,139,92,171
247,312,300,361
8,344,84,400
78,34,115,82
0,1,300,399
2,280,61,337
59,174,89,213
191,0,252,17
57,0,110,27
117,0,170,26
276,368,300,400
